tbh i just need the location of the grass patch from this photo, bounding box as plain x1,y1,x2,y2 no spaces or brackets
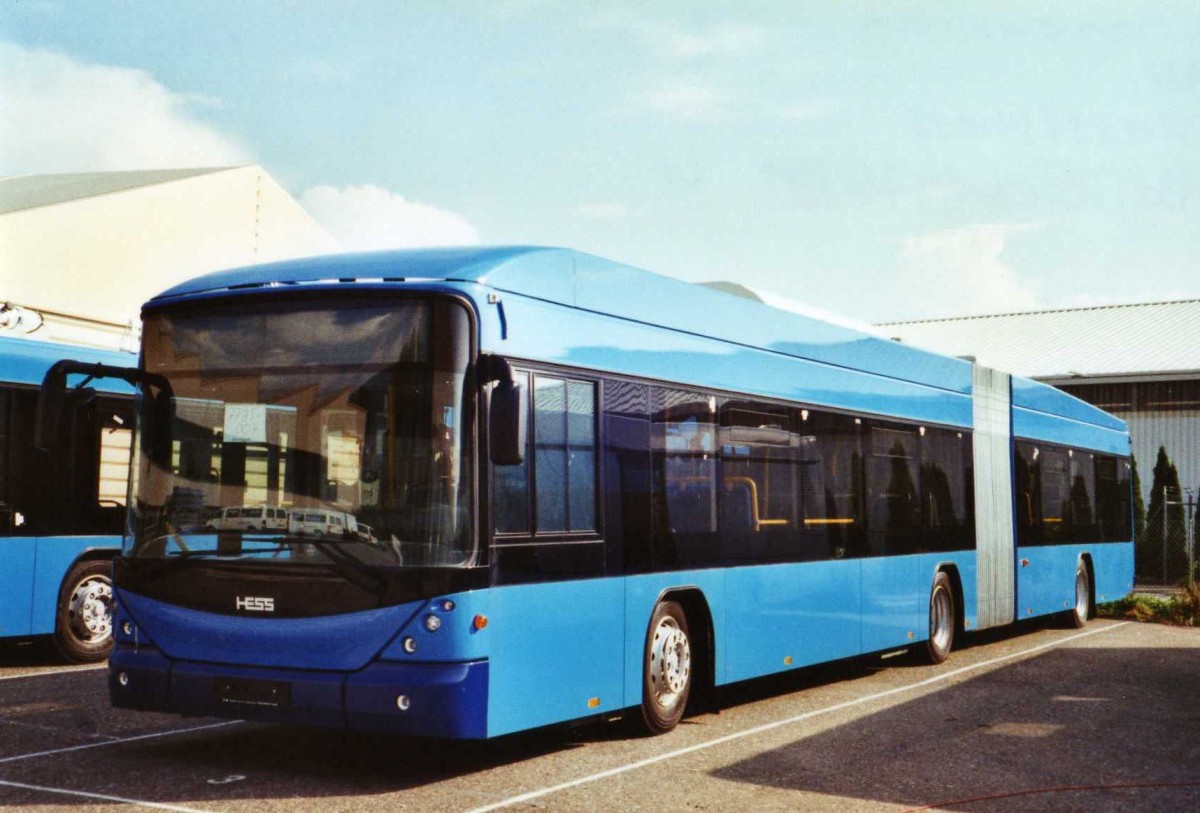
1099,583,1200,627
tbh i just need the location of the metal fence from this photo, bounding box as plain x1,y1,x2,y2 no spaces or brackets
1136,489,1198,588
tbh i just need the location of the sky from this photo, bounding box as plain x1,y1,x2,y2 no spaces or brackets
2,1,1198,322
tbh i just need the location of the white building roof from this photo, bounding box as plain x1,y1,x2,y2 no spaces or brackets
879,299,1200,384
0,167,231,216
0,166,336,349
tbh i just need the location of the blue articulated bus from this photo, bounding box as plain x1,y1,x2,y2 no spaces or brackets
90,246,1132,738
1,335,135,661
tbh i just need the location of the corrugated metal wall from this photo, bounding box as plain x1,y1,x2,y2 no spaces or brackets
1059,381,1200,501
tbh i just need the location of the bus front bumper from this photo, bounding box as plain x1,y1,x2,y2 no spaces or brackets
109,645,489,739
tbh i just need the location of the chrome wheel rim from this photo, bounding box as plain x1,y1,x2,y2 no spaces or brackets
1075,568,1089,621
68,575,113,644
649,616,691,708
930,585,952,653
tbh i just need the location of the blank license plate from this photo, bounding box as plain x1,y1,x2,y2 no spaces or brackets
213,677,291,708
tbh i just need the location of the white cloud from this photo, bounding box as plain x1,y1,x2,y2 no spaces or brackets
638,83,733,121
591,14,766,60
897,224,1042,318
0,41,247,174
300,185,480,251
575,203,628,220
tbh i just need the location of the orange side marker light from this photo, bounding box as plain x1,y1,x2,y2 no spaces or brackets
473,614,489,630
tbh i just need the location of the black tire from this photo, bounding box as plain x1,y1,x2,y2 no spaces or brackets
1068,561,1091,629
922,572,955,665
53,559,115,663
640,600,692,734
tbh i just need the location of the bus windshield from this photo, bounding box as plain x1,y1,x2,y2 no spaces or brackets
127,296,475,569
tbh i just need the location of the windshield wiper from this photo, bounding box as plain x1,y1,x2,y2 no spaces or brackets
297,535,390,597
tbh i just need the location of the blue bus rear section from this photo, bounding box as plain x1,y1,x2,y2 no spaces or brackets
110,247,1134,737
0,336,135,653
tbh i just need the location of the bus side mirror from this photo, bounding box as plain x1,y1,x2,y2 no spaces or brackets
34,361,70,451
490,378,526,466
484,354,526,466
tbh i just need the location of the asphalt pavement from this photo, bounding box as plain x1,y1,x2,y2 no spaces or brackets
1,619,1197,812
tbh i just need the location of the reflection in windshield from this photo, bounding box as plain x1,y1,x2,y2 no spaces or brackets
128,298,474,569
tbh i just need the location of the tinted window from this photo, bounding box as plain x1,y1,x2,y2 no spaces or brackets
651,388,719,566
921,428,973,551
1069,450,1098,541
866,424,921,556
797,410,864,559
533,376,596,533
493,372,596,537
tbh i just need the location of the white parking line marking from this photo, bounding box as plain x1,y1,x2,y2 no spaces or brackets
0,720,241,765
466,622,1131,813
0,664,108,681
0,778,216,812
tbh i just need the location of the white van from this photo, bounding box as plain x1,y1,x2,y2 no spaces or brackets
288,509,359,538
207,506,289,532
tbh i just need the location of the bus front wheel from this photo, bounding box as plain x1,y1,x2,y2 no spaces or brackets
923,572,955,664
54,559,115,663
640,600,692,734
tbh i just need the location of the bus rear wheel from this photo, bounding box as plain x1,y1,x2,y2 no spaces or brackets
640,601,692,734
54,559,115,663
923,572,955,664
1068,561,1091,629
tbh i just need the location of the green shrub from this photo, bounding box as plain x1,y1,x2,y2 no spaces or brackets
1099,583,1200,626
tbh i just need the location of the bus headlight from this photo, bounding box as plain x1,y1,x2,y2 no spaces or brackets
423,614,442,632
402,636,418,654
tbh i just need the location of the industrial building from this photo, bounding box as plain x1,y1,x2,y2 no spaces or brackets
0,166,336,349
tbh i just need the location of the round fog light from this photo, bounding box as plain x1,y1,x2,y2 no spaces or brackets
441,599,456,612
402,636,418,654
396,694,411,712
118,671,130,687
423,614,442,632
121,621,133,636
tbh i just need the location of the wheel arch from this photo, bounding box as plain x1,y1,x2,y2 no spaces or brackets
1078,552,1096,617
653,586,716,699
932,562,966,636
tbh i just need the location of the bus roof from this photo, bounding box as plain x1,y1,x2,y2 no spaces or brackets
148,246,1123,434
0,334,136,392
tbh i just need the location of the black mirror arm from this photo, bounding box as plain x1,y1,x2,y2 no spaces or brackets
35,359,174,451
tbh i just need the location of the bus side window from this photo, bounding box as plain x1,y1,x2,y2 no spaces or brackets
493,372,597,537
866,423,921,556
797,409,864,560
651,388,718,567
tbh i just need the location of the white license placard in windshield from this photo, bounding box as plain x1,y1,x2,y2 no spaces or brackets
223,404,267,444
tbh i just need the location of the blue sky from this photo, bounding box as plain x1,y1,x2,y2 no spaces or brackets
3,2,1198,321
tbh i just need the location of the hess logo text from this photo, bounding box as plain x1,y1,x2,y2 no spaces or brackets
235,596,275,612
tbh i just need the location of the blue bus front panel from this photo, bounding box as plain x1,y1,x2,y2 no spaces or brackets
486,577,625,737
111,588,493,738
